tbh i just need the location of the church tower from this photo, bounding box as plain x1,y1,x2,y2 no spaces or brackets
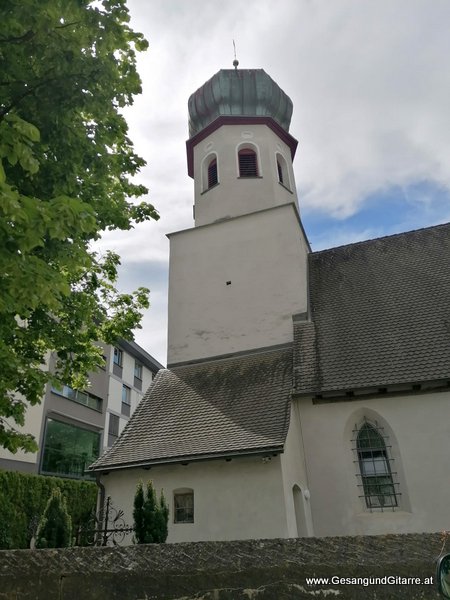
167,67,310,366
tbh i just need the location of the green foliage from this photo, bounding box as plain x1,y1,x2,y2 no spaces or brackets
35,487,72,548
133,480,169,544
0,469,97,549
0,0,159,452
155,489,169,543
133,478,145,543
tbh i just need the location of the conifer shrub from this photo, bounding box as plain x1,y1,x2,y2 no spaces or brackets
35,488,72,548
133,480,169,543
0,470,97,549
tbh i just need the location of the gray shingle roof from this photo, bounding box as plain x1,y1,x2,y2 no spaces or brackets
295,223,450,394
91,347,292,471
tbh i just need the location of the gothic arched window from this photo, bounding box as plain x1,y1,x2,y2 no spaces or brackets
238,148,258,177
356,421,398,509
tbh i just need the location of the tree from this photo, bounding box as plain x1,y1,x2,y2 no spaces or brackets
0,0,159,452
133,481,169,544
35,487,72,548
155,489,169,543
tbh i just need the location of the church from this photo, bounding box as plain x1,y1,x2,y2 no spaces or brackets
90,65,450,542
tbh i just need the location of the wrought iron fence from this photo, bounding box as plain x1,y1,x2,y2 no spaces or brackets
74,496,134,546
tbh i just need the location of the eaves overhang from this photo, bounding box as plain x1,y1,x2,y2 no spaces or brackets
89,444,285,474
186,115,298,178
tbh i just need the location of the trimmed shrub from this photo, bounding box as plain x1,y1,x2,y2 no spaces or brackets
35,488,72,548
0,470,97,549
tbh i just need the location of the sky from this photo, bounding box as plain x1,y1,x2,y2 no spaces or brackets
96,0,450,366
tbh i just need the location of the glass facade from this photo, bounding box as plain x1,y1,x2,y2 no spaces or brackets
41,418,100,479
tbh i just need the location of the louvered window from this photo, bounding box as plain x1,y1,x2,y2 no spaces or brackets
277,161,284,184
207,158,218,188
354,421,399,510
238,149,258,177
276,153,290,190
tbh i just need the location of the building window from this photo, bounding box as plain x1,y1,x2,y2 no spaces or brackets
207,158,218,189
276,153,291,191
108,413,120,447
41,418,100,479
277,160,284,184
113,347,123,366
276,153,290,190
238,148,258,177
202,153,218,192
134,361,143,380
134,361,143,391
121,384,131,416
51,383,102,412
174,490,194,523
354,421,399,510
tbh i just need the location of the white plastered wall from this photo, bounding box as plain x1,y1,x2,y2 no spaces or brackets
167,203,309,364
193,124,299,226
101,455,288,543
280,401,314,537
298,390,450,536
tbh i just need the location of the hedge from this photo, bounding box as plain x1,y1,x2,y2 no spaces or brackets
0,470,97,549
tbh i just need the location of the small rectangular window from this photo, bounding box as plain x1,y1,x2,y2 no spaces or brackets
121,384,131,416
108,414,120,446
134,361,143,380
108,414,120,437
113,347,123,367
122,384,131,405
174,492,194,523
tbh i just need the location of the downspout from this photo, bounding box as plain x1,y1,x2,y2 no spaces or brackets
95,472,106,545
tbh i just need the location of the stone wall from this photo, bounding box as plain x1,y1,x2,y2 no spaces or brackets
0,533,447,599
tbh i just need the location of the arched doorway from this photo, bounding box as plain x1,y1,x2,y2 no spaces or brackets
293,484,308,537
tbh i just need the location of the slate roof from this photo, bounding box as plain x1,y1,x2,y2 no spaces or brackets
294,223,450,394
90,347,292,471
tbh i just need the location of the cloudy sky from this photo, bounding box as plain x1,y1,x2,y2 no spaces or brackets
96,0,450,366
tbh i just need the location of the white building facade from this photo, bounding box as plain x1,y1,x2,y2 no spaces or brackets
91,67,450,542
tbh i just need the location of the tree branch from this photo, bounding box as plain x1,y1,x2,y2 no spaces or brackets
0,30,35,44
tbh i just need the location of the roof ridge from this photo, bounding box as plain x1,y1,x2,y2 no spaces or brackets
310,221,450,256
169,343,292,370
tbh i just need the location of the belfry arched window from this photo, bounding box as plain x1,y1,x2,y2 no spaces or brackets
276,153,290,190
238,148,258,177
207,158,218,189
202,153,219,192
355,421,398,510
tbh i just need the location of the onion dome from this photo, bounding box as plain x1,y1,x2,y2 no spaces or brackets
188,69,293,138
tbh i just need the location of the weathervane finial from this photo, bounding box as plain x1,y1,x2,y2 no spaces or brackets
233,40,239,69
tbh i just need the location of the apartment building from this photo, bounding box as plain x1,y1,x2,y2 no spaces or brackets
0,340,163,480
